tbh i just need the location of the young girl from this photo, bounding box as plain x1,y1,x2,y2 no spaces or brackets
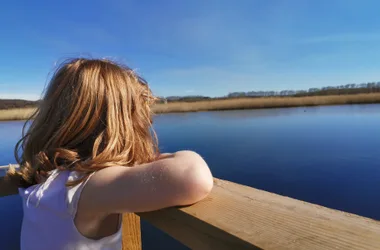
6,58,213,250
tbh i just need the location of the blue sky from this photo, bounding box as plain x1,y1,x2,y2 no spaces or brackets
1,0,380,100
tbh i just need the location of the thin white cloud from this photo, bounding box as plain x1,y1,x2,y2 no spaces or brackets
149,66,259,97
0,93,41,101
298,33,380,44
27,21,119,53
149,62,380,98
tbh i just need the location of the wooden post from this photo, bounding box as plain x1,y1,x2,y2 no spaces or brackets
122,213,142,250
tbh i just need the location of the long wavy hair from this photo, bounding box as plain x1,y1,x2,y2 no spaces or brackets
6,58,159,188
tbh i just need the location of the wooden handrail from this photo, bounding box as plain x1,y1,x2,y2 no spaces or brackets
1,165,380,249
0,165,19,196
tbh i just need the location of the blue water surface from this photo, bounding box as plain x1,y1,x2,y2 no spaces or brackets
1,105,380,249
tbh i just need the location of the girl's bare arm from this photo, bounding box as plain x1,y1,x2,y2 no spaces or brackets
79,150,213,214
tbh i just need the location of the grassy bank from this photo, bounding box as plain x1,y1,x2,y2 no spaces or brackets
1,93,380,121
0,108,36,121
153,93,380,113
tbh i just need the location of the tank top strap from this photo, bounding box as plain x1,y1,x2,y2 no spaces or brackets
66,171,96,217
19,169,69,213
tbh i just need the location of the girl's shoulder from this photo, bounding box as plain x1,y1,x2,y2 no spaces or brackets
19,169,90,214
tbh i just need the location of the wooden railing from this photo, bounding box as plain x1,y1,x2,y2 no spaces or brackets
1,165,380,249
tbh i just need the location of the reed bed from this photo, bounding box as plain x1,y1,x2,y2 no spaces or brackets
152,93,380,113
1,93,380,121
0,108,36,121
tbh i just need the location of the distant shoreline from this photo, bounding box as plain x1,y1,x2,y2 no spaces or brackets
1,93,380,121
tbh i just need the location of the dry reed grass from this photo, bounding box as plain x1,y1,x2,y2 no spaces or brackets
152,93,380,113
1,93,380,121
0,108,36,121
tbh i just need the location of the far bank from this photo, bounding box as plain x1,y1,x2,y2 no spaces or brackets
1,93,380,121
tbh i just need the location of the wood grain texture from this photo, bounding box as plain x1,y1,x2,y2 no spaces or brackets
2,165,380,250
122,213,142,250
139,178,380,250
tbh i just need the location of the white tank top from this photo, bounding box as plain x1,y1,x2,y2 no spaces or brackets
19,170,122,250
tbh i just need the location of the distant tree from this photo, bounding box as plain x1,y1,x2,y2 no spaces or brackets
0,99,39,110
158,79,380,102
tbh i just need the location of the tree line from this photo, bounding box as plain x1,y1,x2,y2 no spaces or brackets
2,82,380,108
156,82,380,103
227,82,380,98
0,99,40,110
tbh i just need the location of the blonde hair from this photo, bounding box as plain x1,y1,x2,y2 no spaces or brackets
6,58,159,187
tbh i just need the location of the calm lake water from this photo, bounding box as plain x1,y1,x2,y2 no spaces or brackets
1,104,380,249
